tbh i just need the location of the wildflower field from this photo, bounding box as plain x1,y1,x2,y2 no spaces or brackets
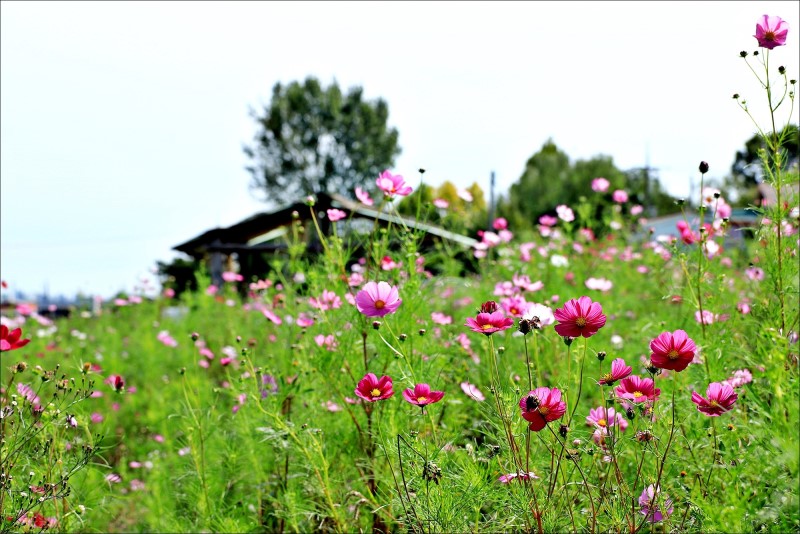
2,14,799,534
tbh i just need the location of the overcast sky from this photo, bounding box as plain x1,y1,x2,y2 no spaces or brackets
2,1,798,300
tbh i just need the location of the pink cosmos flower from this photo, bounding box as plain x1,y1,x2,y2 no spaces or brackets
1,325,30,352
691,382,738,416
501,295,530,318
754,15,789,49
222,271,244,283
465,311,514,336
615,376,661,403
314,334,338,351
586,406,628,432
553,296,607,338
457,188,473,202
519,387,567,432
354,373,394,402
649,330,697,372
631,205,644,216
539,215,558,227
694,310,717,325
721,369,753,389
355,186,374,206
492,217,508,230
327,208,347,222
376,170,412,198
591,177,610,193
309,290,342,311
612,190,629,203
556,205,575,222
498,471,539,483
585,277,613,292
433,198,449,209
402,383,445,406
598,358,632,386
355,281,402,317
460,381,485,401
639,485,673,523
431,312,453,325
296,313,315,328
745,266,765,281
380,255,400,270
522,303,555,328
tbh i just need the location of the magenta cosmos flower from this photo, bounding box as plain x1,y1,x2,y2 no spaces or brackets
754,15,789,49
615,375,661,403
586,406,628,432
355,281,402,317
1,325,31,352
691,382,738,416
376,170,412,199
553,296,607,338
465,311,514,336
355,373,394,402
402,383,444,406
519,387,567,432
598,358,632,386
649,330,697,372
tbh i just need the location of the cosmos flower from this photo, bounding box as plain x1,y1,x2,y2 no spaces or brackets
754,15,789,49
402,383,445,406
649,330,697,372
553,296,607,338
519,387,567,432
355,373,394,402
691,382,738,416
355,282,402,317
376,170,412,198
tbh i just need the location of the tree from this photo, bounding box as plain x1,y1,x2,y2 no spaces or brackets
725,124,799,206
244,77,401,205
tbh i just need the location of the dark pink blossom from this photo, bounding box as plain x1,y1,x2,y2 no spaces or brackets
615,376,660,403
553,296,607,338
519,387,567,432
598,358,632,386
464,311,514,336
355,373,394,402
691,382,738,416
402,383,444,406
649,330,697,372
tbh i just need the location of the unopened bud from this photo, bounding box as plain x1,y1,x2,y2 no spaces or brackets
699,161,709,174
626,406,636,420
739,51,748,58
418,329,426,337
559,424,569,438
596,351,606,362
753,50,759,56
398,333,407,342
562,336,574,347
372,321,381,330
732,93,740,99
518,319,532,335
191,332,199,341
778,66,786,75
479,301,499,314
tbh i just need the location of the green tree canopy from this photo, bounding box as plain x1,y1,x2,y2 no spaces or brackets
244,77,401,205
725,124,799,206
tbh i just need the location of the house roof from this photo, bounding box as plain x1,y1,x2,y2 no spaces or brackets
173,192,479,257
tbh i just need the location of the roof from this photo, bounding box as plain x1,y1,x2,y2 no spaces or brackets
173,192,479,257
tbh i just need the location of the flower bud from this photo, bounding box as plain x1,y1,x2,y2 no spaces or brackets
778,66,786,75
479,301,499,314
739,51,748,58
596,351,606,361
191,332,199,341
418,168,426,174
732,93,740,99
753,50,759,56
418,329,426,337
518,319,532,335
398,333,407,342
559,424,569,438
699,161,709,174
625,406,636,420
372,321,381,330
562,336,574,347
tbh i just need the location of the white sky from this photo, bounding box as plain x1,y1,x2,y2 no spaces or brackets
2,1,799,299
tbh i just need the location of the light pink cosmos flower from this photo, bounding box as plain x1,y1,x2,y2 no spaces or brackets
501,295,530,318
309,290,342,311
460,381,485,401
376,170,412,199
586,406,628,432
631,205,644,216
327,209,347,222
585,277,613,292
520,387,567,432
649,330,697,372
498,471,539,483
355,186,374,206
598,358,632,386
355,373,394,402
457,188,473,202
431,312,453,325
695,310,718,325
556,205,575,222
615,376,660,403
314,334,338,351
754,15,789,49
745,266,765,281
222,271,244,283
612,190,629,203
522,303,555,328
691,382,738,416
402,383,445,406
355,281,402,317
591,177,610,193
553,296,607,338
296,313,315,327
722,369,753,389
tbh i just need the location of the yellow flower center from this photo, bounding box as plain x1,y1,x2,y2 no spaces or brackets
709,400,720,408
668,349,680,360
576,317,587,327
538,406,550,415
481,324,494,330
597,418,607,427
633,391,643,398
417,396,427,403
375,300,385,309
371,388,381,397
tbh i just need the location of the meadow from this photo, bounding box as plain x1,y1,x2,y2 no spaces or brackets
1,14,799,534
